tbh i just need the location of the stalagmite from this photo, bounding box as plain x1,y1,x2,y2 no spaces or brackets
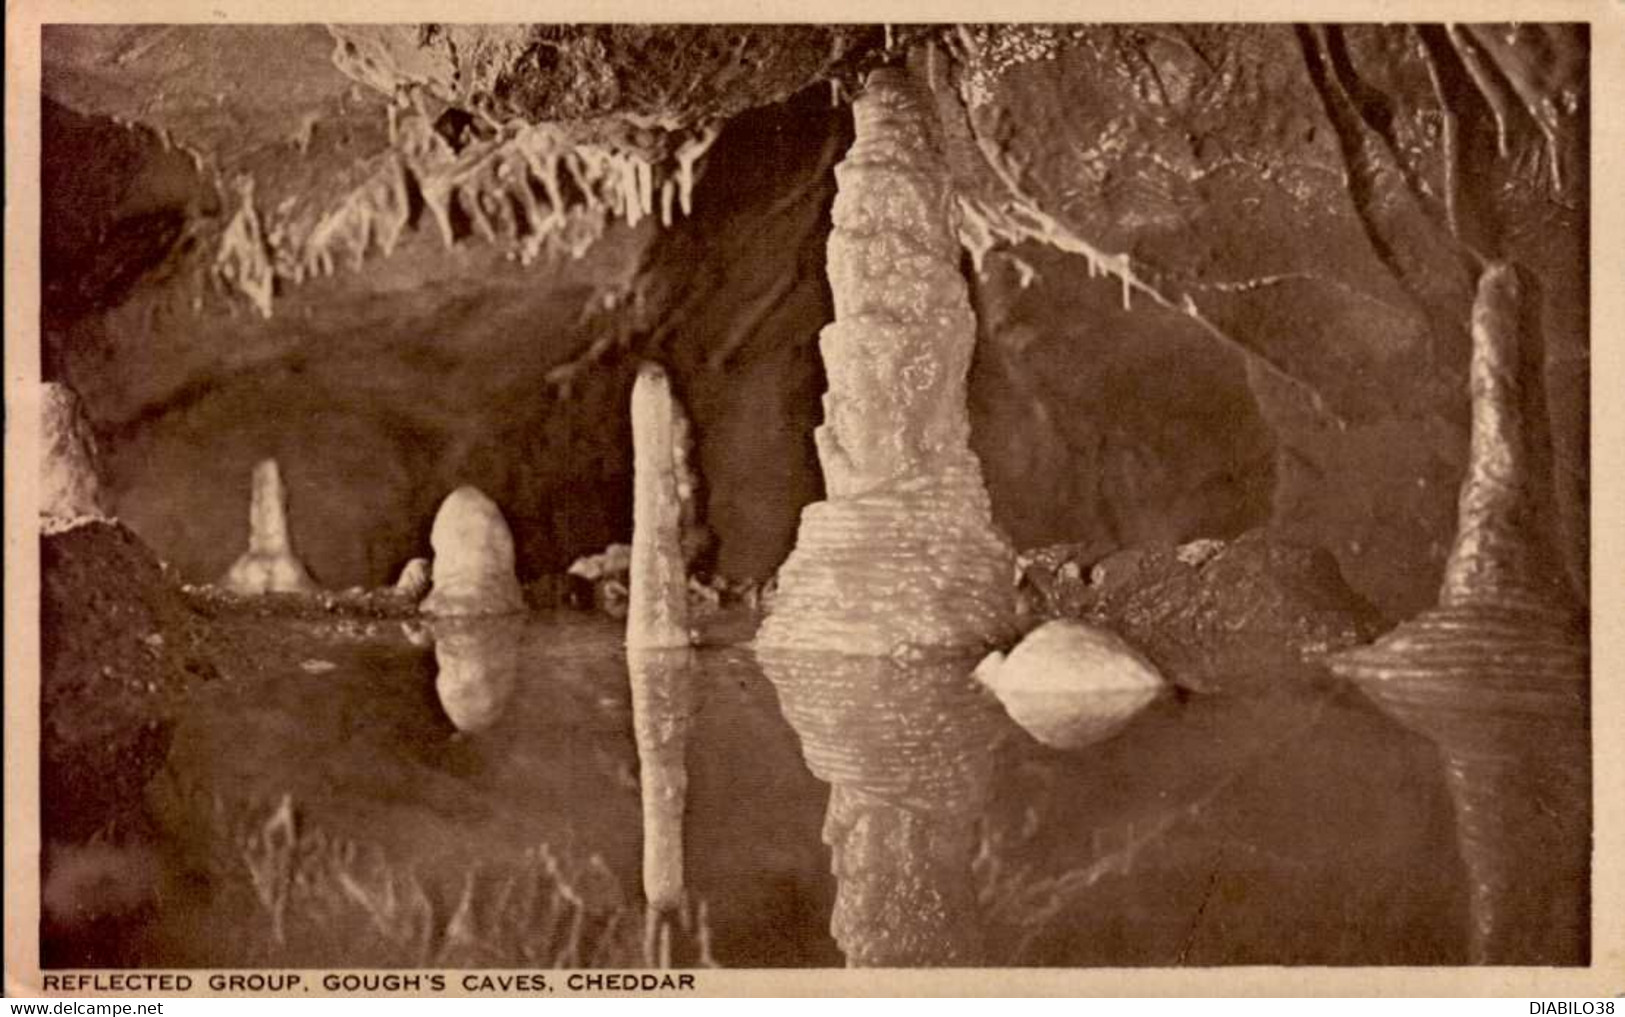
627,363,691,649
392,557,431,599
220,459,319,595
974,620,1165,750
755,67,1017,659
1326,264,1588,965
430,615,523,733
627,647,696,912
418,486,525,617
39,382,108,531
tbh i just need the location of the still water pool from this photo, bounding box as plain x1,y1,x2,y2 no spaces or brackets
116,608,1501,967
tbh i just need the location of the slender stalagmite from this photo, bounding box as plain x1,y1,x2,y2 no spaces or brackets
1327,264,1588,964
625,363,697,912
39,382,108,530
755,66,1016,659
221,459,319,594
419,486,525,616
628,363,691,649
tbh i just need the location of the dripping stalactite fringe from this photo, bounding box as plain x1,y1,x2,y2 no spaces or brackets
755,66,1017,659
212,111,723,318
1326,263,1588,966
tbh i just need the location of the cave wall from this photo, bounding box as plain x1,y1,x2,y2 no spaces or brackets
38,25,1588,620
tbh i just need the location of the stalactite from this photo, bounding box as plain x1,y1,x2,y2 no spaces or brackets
755,67,1017,659
220,459,319,595
214,113,722,314
419,486,525,617
213,177,276,318
38,382,108,532
1326,263,1587,965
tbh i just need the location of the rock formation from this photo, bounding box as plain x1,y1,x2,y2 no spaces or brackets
392,557,431,599
626,647,696,912
1019,531,1384,693
974,620,1164,750
755,66,1017,659
220,459,319,594
1327,264,1588,965
39,382,108,530
418,487,525,617
627,363,692,649
430,615,523,733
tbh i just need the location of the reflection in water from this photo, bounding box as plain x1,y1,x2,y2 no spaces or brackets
429,615,524,733
757,648,1010,966
627,647,698,913
1328,264,1589,964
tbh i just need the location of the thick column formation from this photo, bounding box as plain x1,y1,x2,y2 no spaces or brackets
39,382,108,530
755,67,1016,659
1327,264,1588,964
419,486,525,616
221,459,319,594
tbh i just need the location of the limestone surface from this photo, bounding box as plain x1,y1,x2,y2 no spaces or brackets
419,487,525,617
40,382,108,530
220,459,319,594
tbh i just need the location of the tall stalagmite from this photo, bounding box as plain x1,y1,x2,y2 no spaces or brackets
220,458,319,594
627,363,692,649
1327,264,1589,964
755,67,1016,659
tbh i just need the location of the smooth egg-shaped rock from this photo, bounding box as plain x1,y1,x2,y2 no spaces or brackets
975,619,1164,750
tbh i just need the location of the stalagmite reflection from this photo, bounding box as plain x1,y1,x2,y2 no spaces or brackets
1328,264,1588,965
759,649,1008,966
429,615,525,734
626,647,697,914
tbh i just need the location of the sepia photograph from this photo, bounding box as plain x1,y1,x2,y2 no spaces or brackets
5,8,1621,996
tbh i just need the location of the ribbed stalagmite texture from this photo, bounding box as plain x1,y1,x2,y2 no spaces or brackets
627,363,691,649
1326,263,1588,965
755,67,1015,659
760,648,1008,965
39,382,108,531
221,459,319,594
627,647,696,912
